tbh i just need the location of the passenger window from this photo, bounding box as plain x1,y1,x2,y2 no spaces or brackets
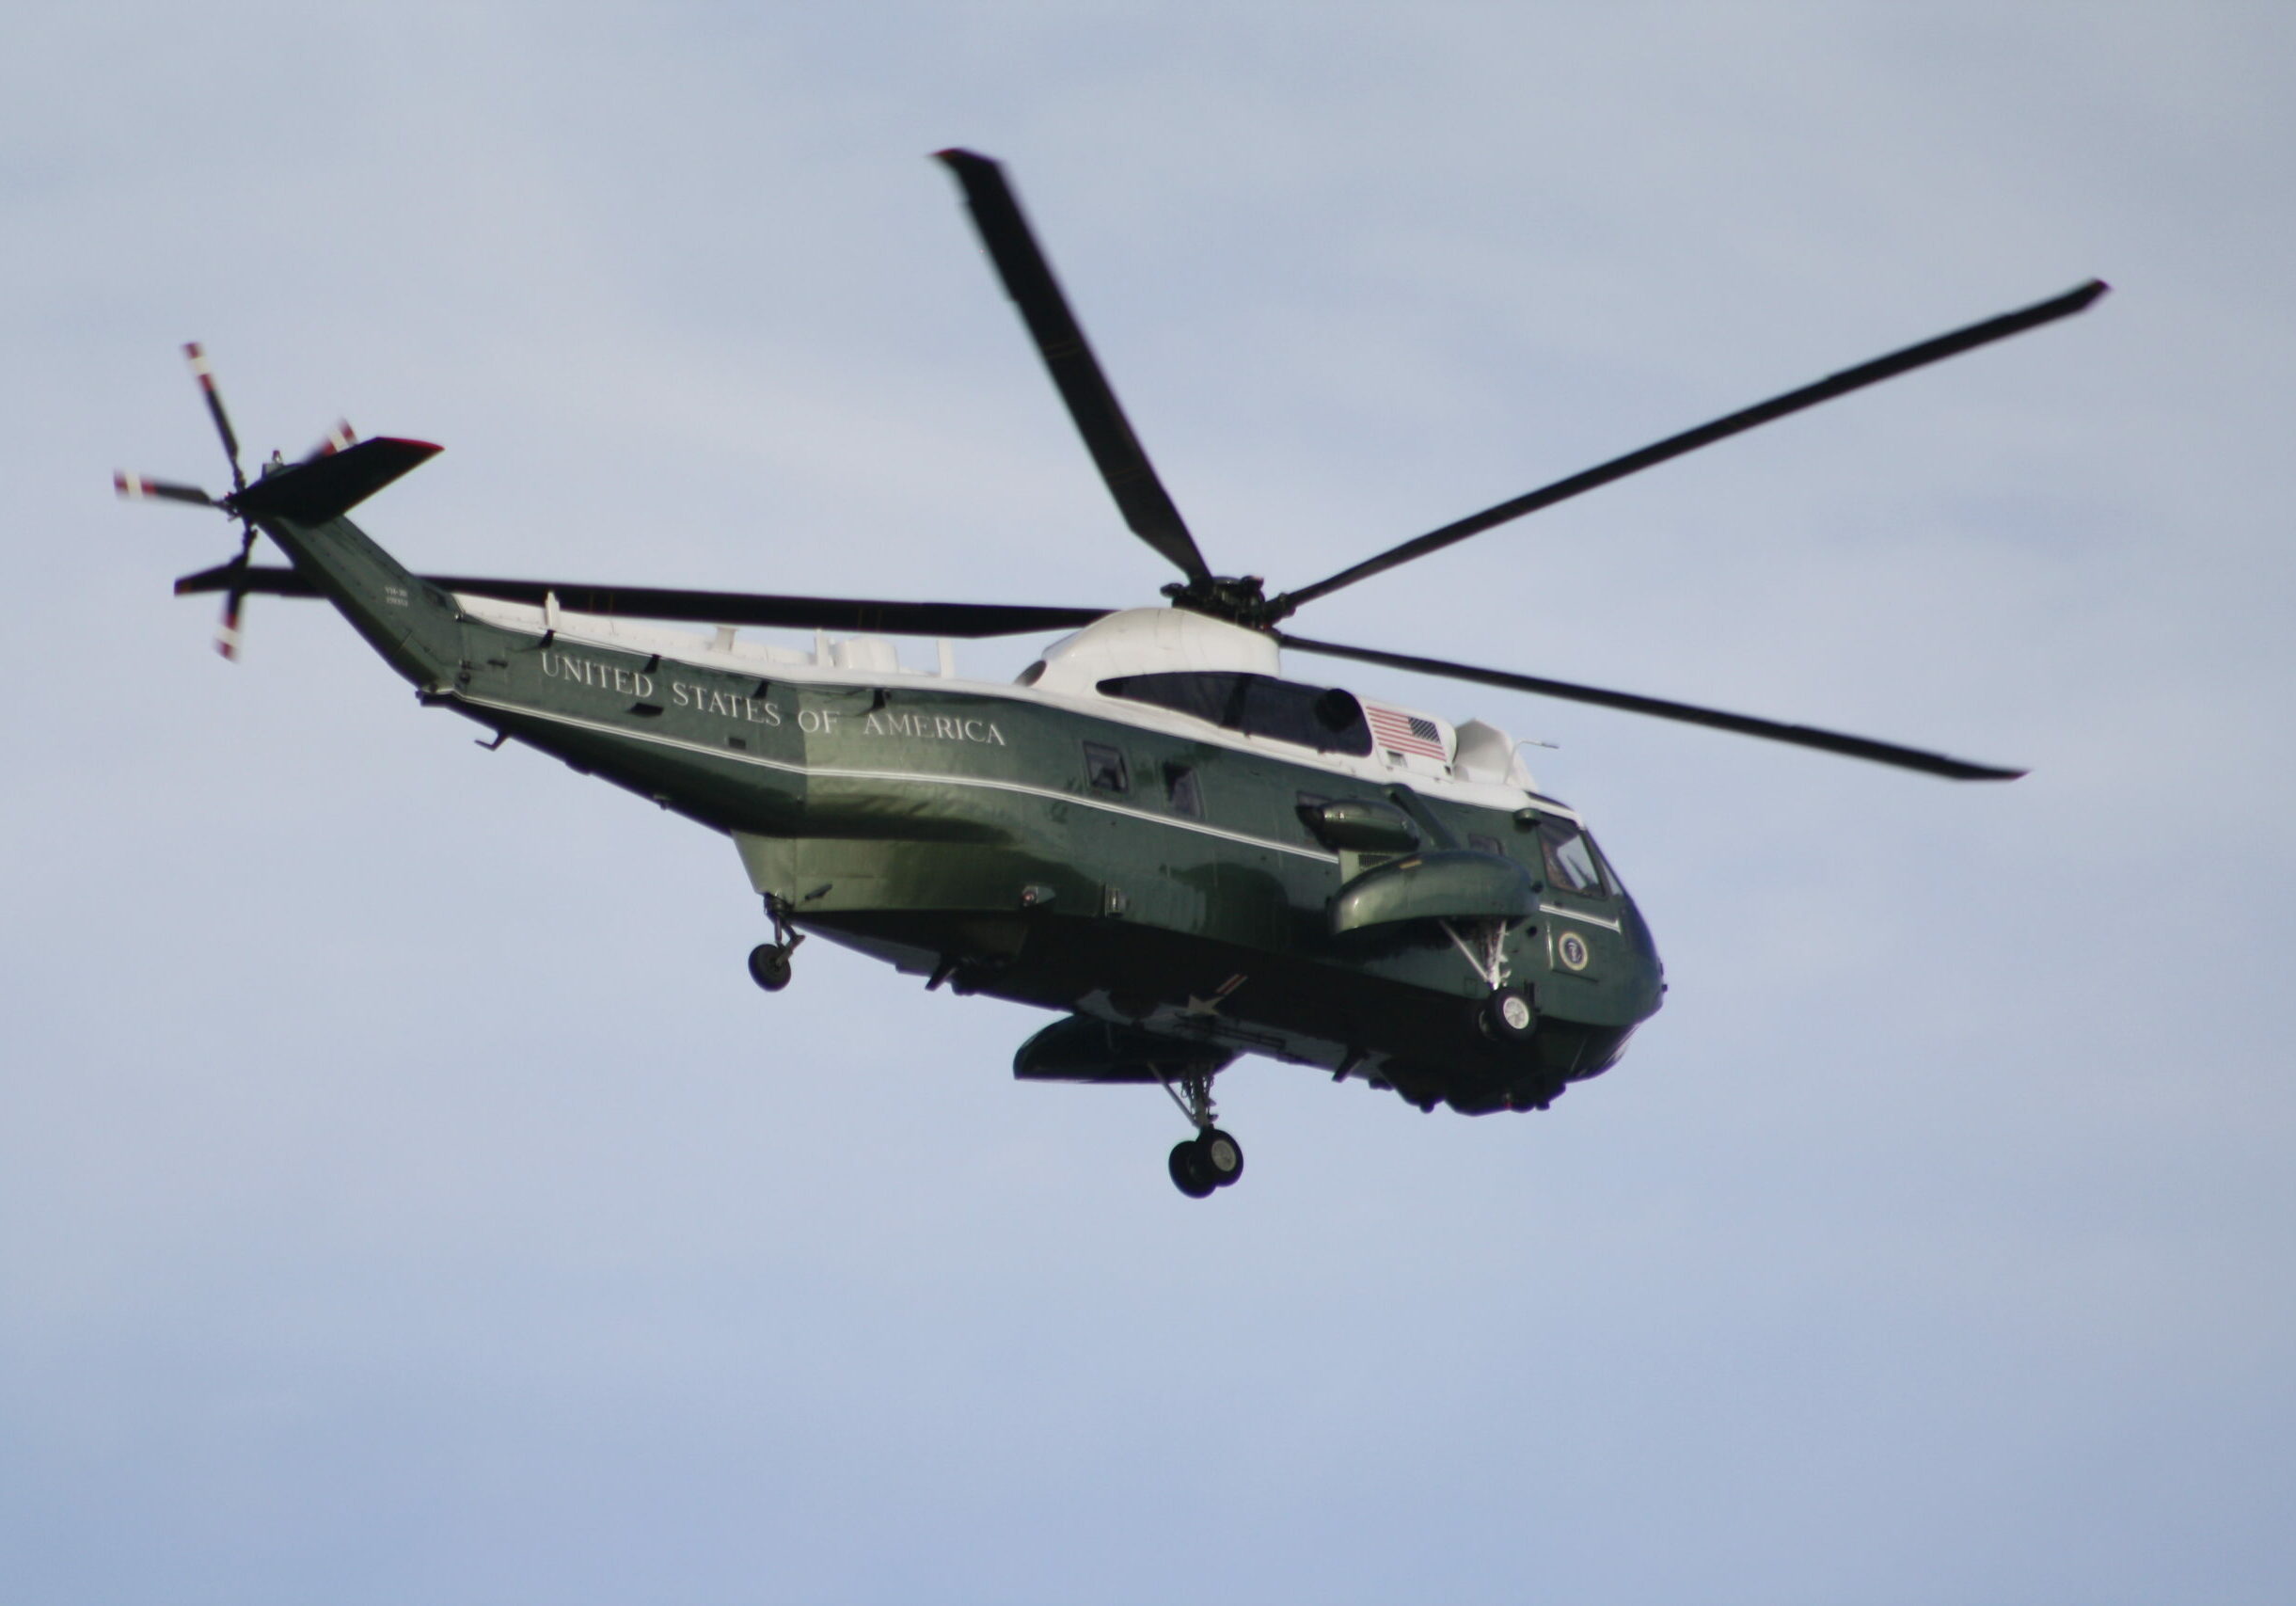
1083,741,1130,794
1535,816,1607,897
1097,671,1374,755
1164,763,1203,818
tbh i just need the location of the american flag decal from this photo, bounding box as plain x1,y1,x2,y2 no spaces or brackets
1365,703,1449,760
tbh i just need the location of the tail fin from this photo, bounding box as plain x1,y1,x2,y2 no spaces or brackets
231,437,438,525
230,437,462,686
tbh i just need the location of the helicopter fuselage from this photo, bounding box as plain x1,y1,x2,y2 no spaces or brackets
132,151,2098,1185
432,590,1665,1114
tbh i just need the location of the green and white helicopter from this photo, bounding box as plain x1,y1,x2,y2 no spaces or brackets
122,151,2103,1195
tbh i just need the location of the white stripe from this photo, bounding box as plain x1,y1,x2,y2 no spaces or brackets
1538,901,1622,932
450,691,1342,865
451,602,1571,820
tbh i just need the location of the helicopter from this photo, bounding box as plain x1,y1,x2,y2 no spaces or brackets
120,151,2104,1197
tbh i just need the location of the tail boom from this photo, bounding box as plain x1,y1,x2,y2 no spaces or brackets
220,437,461,686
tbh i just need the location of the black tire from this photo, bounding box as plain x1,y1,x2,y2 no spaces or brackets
1480,985,1538,1044
747,943,793,993
1168,1139,1217,1198
1197,1128,1245,1187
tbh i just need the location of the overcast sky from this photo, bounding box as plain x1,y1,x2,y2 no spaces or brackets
5,5,2293,1602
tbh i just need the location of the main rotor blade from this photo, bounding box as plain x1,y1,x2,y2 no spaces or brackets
1275,279,2109,615
936,149,1211,583
173,564,1113,639
1276,632,2024,780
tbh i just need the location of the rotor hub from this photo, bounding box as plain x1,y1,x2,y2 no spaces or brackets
1161,573,1284,628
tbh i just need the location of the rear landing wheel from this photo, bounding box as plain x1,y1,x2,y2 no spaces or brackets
747,943,793,993
1197,1128,1244,1187
1158,1068,1242,1198
1168,1140,1217,1198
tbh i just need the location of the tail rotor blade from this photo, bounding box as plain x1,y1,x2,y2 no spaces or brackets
115,470,218,506
184,342,246,494
214,520,259,662
303,419,356,461
215,587,246,660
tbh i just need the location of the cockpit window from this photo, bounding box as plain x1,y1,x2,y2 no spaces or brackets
1535,816,1608,897
1097,672,1373,755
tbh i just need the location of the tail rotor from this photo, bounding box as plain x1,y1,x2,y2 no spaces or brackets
308,419,356,459
116,343,351,660
187,342,261,659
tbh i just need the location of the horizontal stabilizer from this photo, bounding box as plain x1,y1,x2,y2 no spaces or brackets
229,437,441,526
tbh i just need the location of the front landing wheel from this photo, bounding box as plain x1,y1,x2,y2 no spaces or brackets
747,944,793,993
1480,985,1538,1044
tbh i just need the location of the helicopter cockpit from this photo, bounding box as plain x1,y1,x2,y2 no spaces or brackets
1531,813,1611,898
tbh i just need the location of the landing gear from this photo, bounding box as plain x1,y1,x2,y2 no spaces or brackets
1169,1139,1217,1198
1153,1066,1244,1197
1480,984,1539,1044
747,944,793,992
1197,1127,1245,1185
1166,1131,1244,1197
748,895,806,994
1442,920,1537,1047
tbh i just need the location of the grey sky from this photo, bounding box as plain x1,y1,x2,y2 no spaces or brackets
5,5,2293,1602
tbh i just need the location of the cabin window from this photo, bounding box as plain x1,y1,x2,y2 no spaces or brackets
1164,762,1203,818
1083,741,1130,794
1097,671,1374,755
1535,816,1608,897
